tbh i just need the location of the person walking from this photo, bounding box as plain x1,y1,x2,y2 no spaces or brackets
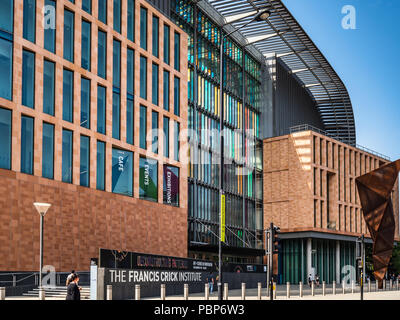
207,272,214,294
66,273,81,300
308,274,312,287
66,270,75,286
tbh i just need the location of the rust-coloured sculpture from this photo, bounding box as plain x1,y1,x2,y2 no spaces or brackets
355,159,400,288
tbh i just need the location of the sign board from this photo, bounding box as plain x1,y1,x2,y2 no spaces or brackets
221,193,225,242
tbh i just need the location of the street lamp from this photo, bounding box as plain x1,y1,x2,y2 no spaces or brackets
33,202,51,300
218,8,271,301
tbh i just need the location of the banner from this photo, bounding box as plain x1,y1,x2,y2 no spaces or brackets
139,157,158,202
163,165,179,206
221,193,225,242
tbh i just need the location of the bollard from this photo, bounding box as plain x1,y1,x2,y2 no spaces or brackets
39,287,45,300
351,280,354,294
12,275,16,287
342,280,345,294
333,281,336,295
0,287,5,300
286,282,290,299
257,283,262,300
311,281,315,296
161,284,166,300
204,283,209,300
368,279,371,293
273,282,276,300
241,283,246,300
266,282,270,297
397,279,399,291
299,281,303,298
390,279,393,291
383,280,386,291
184,284,189,300
322,281,326,296
224,283,228,300
106,285,112,300
135,284,140,300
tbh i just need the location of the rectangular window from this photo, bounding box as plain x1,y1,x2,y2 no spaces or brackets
63,9,74,62
174,76,180,116
152,15,159,57
42,122,54,179
127,48,134,95
139,157,158,202
97,85,106,134
140,7,147,50
113,0,121,33
112,148,133,197
82,0,91,14
23,0,36,43
127,0,135,42
163,24,170,64
97,30,107,79
43,61,55,116
174,32,180,71
63,69,74,122
139,105,147,149
152,111,158,154
81,20,91,71
98,0,107,24
174,121,180,161
163,71,169,111
0,107,12,169
152,63,159,105
21,116,34,175
126,98,134,145
81,77,90,129
140,55,147,99
0,38,13,101
113,39,121,88
163,165,179,206
22,50,35,109
44,0,56,53
80,135,90,187
112,92,120,140
0,0,14,34
96,140,105,190
163,116,169,158
62,129,73,183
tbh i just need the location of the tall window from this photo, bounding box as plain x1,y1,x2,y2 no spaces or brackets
113,39,121,89
127,0,135,42
42,122,54,179
63,69,74,122
174,121,180,161
140,7,147,50
140,55,147,99
82,0,91,13
174,32,180,71
174,76,180,116
22,50,35,109
152,63,159,105
44,0,56,53
163,116,169,158
97,30,107,79
163,70,169,111
0,1,13,101
97,85,106,134
127,48,134,96
63,9,74,62
152,111,158,154
152,15,159,57
81,20,91,71
62,129,73,183
23,0,36,43
112,92,120,140
21,116,34,175
126,98,134,145
98,0,107,24
96,141,105,190
113,0,121,33
43,60,55,115
139,157,158,202
0,107,12,170
80,135,90,187
163,24,170,64
0,0,14,34
81,77,90,129
139,105,147,149
112,148,133,197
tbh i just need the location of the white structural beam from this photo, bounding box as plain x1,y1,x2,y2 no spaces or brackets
224,10,258,24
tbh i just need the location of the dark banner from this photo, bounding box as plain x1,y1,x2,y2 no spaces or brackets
163,165,179,206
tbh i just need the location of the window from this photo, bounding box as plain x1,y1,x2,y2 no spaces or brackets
174,32,180,71
112,92,120,140
139,157,158,202
63,69,74,122
80,135,90,187
0,107,12,170
81,77,90,129
0,0,14,34
62,129,73,183
82,0,91,13
23,0,36,43
174,77,180,116
43,60,55,116
163,70,169,111
163,116,169,158
0,38,13,101
139,105,147,149
112,148,133,197
22,50,35,109
113,39,121,89
97,30,107,79
98,0,107,24
81,20,91,71
140,7,147,50
139,55,147,99
174,121,180,161
152,15,159,57
97,85,106,134
152,111,158,154
163,165,179,206
42,122,54,179
127,0,135,42
126,98,134,145
96,141,105,190
163,24,170,64
44,0,56,53
21,116,34,175
127,48,134,95
152,63,159,105
63,9,74,62
113,0,121,33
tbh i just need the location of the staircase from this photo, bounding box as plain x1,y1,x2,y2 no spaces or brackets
23,286,91,299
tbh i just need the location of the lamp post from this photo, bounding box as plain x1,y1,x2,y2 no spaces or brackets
217,9,271,301
33,202,52,300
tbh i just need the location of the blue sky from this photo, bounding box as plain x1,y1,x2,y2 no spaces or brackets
282,0,400,161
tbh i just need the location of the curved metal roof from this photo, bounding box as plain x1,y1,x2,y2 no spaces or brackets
206,0,356,145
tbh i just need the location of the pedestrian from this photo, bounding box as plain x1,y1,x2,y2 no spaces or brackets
66,269,75,286
308,274,312,287
315,274,320,287
208,272,214,294
66,273,81,300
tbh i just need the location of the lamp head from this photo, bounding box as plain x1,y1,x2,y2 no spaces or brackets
33,202,52,217
255,9,271,22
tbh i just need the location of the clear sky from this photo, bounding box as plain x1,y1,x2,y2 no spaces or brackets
282,0,400,161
